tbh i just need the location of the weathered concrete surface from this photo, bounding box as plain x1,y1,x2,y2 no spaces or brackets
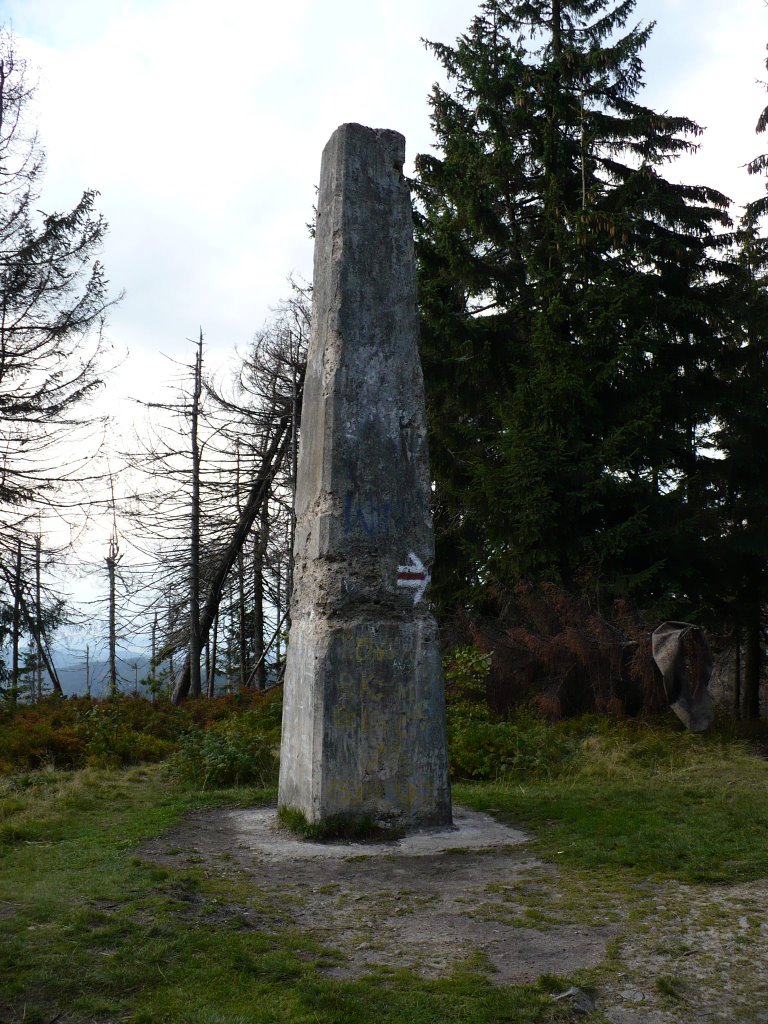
278,123,451,827
229,806,527,860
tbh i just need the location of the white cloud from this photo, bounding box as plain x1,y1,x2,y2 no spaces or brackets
8,0,472,374
0,0,761,384
1,0,763,639
642,0,767,206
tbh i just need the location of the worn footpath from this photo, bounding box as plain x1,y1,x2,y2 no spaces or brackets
137,805,768,1023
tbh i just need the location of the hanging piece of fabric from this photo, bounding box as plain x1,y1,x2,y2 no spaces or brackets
651,621,714,732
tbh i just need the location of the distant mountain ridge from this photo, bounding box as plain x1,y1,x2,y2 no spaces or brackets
39,653,273,698
53,654,156,698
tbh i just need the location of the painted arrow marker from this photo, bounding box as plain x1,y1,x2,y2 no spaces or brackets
396,552,431,605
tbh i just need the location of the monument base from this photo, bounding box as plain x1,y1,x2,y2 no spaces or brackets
278,616,452,828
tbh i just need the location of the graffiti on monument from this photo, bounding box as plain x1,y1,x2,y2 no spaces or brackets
322,617,441,818
342,489,425,539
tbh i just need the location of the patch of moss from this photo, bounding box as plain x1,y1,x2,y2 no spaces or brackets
277,805,404,842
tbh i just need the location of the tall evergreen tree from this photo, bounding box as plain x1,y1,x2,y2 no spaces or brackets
414,0,729,613
0,29,115,689
713,208,768,718
709,46,768,718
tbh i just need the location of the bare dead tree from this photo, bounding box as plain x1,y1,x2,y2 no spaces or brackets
0,543,63,698
105,486,122,697
170,407,299,703
117,330,232,696
113,284,308,704
189,330,204,698
0,30,119,680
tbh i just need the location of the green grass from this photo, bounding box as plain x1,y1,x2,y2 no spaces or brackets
454,723,768,883
3,713,768,1021
0,765,571,1024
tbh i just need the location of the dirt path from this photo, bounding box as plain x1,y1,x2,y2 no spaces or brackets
137,806,768,1022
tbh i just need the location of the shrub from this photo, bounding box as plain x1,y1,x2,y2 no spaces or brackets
172,711,278,788
445,645,492,717
0,704,91,771
76,702,176,768
0,689,284,775
453,583,664,718
448,708,577,781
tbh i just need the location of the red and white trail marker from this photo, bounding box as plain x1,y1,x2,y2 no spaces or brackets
396,552,430,604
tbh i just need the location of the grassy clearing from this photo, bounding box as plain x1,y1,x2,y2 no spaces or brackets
452,719,768,1021
0,765,576,1024
456,720,768,883
2,708,768,1022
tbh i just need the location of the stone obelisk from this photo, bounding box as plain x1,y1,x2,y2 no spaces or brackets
278,123,451,828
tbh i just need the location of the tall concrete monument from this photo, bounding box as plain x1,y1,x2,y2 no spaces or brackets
278,123,452,828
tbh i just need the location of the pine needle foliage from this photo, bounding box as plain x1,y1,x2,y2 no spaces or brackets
414,0,730,612
706,49,768,718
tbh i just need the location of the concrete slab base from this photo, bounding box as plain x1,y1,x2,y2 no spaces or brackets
227,804,528,861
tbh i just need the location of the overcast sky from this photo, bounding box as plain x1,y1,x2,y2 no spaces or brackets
3,0,767,406
1,0,766,665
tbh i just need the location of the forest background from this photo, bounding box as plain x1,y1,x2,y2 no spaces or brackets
1,0,768,721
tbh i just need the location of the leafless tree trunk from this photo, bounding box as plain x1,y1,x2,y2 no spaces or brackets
235,443,248,688
206,611,218,698
27,618,62,696
106,510,120,697
11,538,21,700
252,505,268,691
171,416,293,703
167,588,175,687
189,330,204,698
35,533,42,701
151,611,158,671
0,558,63,697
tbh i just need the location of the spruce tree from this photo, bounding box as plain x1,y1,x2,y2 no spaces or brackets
710,47,768,718
414,0,729,612
714,209,768,718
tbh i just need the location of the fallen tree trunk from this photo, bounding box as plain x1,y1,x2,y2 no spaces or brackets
171,416,292,705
